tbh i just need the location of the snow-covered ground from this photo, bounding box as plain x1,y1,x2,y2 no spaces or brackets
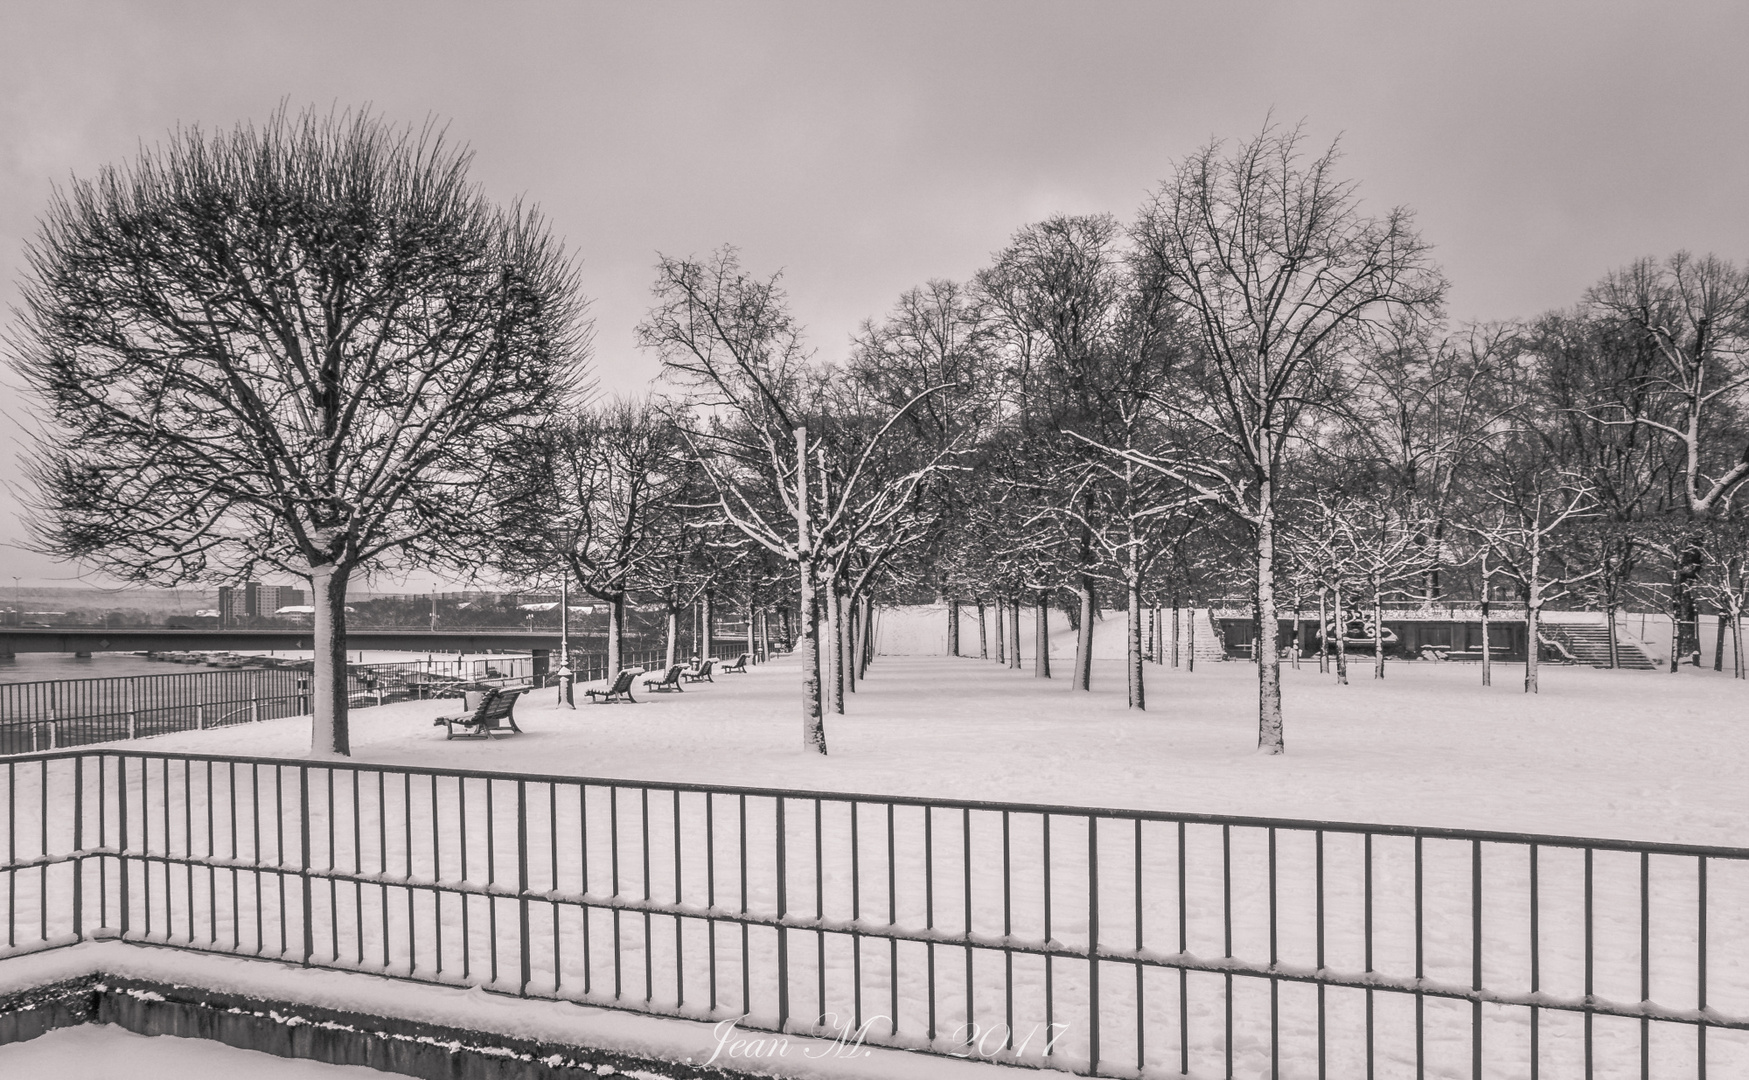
5,645,1746,1078
0,1023,387,1080
135,648,1746,846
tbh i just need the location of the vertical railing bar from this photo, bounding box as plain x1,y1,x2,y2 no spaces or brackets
298,765,313,966
850,800,861,1033
816,798,825,1027
1134,817,1144,1075
708,792,718,1014
1640,849,1649,1080
740,793,750,1018
1584,845,1594,1080
675,788,684,1009
888,801,897,1038
487,777,497,986
611,785,621,1000
641,787,652,1004
926,804,936,1043
776,795,789,1032
963,806,973,1048
1530,841,1539,1080
1317,829,1326,1080
1472,838,1482,1080
1269,825,1278,1080
1178,819,1188,1079
1415,833,1424,1080
1698,855,1708,1080
458,776,471,980
1224,823,1232,1080
517,780,531,997
1087,814,1100,1074
1044,811,1053,1059
1004,808,1014,1052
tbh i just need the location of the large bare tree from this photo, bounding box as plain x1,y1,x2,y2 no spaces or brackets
1125,123,1444,752
11,108,588,755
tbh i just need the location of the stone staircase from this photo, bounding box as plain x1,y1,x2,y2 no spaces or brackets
1151,607,1227,664
1542,622,1657,670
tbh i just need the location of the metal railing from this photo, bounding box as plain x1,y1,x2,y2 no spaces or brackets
1,748,1743,1078
0,644,748,754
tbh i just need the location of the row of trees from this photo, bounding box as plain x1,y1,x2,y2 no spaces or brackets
14,108,1748,758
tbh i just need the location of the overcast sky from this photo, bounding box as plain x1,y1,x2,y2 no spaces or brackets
2,1,1746,588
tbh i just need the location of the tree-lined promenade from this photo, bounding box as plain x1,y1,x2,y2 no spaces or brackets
11,109,1749,759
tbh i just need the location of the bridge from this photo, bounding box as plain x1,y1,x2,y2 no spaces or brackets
0,626,581,656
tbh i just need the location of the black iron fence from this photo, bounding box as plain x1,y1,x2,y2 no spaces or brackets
1,748,1743,1078
0,643,749,754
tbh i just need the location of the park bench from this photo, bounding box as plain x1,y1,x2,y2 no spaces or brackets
643,664,686,693
720,653,749,674
432,689,524,740
585,669,638,704
683,658,716,683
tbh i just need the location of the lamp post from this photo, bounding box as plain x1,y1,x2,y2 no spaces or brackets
558,574,574,707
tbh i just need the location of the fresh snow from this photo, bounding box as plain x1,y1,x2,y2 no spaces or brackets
0,1020,388,1079
133,632,1747,847
6,608,1747,1079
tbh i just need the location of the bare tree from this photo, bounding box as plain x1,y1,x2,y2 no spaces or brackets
1123,123,1444,751
10,108,587,755
641,248,951,753
491,399,685,680
1585,254,1749,663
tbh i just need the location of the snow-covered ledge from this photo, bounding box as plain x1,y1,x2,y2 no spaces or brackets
0,943,1016,1080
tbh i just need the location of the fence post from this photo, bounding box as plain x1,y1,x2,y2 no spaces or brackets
72,755,84,940
517,779,531,996
125,678,138,740
776,796,789,1032
195,672,206,730
299,765,314,966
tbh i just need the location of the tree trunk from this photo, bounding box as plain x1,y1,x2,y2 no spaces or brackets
1034,592,1051,678
665,607,680,670
1172,597,1181,669
800,563,827,752
947,598,960,657
1480,590,1492,687
860,596,876,677
1713,609,1726,671
1317,588,1329,675
994,599,1006,665
1186,601,1196,673
842,588,857,694
1372,585,1385,680
760,606,772,662
307,561,352,757
1127,577,1145,709
1333,583,1348,686
1525,593,1541,694
1256,485,1285,753
977,601,988,659
1153,602,1165,666
607,591,626,679
1606,599,1620,669
1290,592,1302,670
1073,578,1095,691
824,580,844,714
747,596,758,668
1008,596,1022,670
701,590,715,663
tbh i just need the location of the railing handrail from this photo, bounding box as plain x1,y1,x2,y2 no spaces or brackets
8,743,1745,862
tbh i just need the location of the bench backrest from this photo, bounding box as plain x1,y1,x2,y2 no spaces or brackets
654,664,683,684
697,658,715,674
610,669,637,693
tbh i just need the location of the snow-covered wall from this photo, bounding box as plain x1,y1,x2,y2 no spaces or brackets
874,602,1220,660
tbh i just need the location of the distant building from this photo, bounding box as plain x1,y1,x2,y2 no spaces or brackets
218,582,308,627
